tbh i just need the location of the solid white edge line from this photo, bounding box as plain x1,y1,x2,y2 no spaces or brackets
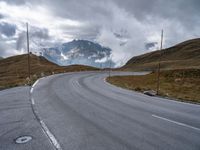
103,77,110,85
103,77,125,89
103,77,199,107
31,98,35,105
32,80,39,88
30,78,62,150
30,88,34,93
152,114,200,132
40,120,62,150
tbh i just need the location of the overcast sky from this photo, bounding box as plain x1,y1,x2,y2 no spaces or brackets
0,0,199,66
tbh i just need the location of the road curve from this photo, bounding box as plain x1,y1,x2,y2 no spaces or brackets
32,71,200,150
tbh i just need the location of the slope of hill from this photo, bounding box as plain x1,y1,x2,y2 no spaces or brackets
0,56,3,60
107,68,200,103
0,54,99,89
122,38,200,71
42,39,114,67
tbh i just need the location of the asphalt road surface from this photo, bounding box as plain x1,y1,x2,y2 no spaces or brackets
1,71,200,150
0,87,53,150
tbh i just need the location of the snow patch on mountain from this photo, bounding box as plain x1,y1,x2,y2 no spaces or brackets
42,40,115,67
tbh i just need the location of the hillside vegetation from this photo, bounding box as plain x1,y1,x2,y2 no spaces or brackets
107,69,200,103
122,38,200,71
0,54,99,89
110,38,200,103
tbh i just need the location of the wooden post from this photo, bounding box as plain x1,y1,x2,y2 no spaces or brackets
26,23,31,82
156,30,163,95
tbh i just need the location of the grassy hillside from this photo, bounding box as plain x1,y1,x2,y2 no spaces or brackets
0,54,99,89
107,69,200,103
121,38,200,71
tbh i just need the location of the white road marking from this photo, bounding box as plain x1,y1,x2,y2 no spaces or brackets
103,77,116,88
163,98,200,106
152,114,200,132
31,98,35,105
103,77,109,85
76,81,80,87
32,80,39,88
30,78,63,150
40,120,62,150
30,88,34,93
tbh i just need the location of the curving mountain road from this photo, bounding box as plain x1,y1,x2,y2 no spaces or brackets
31,71,200,150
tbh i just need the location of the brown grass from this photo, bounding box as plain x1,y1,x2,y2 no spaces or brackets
0,54,99,89
107,69,200,103
119,38,200,71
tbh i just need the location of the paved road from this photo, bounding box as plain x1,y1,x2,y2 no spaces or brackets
31,71,200,150
1,71,200,150
0,87,53,150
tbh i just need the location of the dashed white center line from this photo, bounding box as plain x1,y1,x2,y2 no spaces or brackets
152,114,200,132
75,81,81,87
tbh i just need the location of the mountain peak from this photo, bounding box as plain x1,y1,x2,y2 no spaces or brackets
42,40,114,67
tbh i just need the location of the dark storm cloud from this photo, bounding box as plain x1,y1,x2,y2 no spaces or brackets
145,42,158,50
2,0,200,36
113,0,200,18
16,27,50,51
112,0,200,29
30,27,50,40
2,0,200,28
37,0,200,56
1,0,26,5
0,22,16,37
0,0,200,65
39,0,200,26
16,31,26,50
0,14,4,19
61,24,100,41
43,0,113,21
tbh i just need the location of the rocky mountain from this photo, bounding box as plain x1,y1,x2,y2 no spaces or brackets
121,38,200,71
42,40,114,68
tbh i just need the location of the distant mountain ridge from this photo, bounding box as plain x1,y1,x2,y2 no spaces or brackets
122,38,200,71
42,39,114,67
0,54,99,89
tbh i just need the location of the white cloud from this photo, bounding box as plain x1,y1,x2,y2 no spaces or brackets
95,56,108,63
0,0,199,67
95,2,199,66
0,1,84,57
